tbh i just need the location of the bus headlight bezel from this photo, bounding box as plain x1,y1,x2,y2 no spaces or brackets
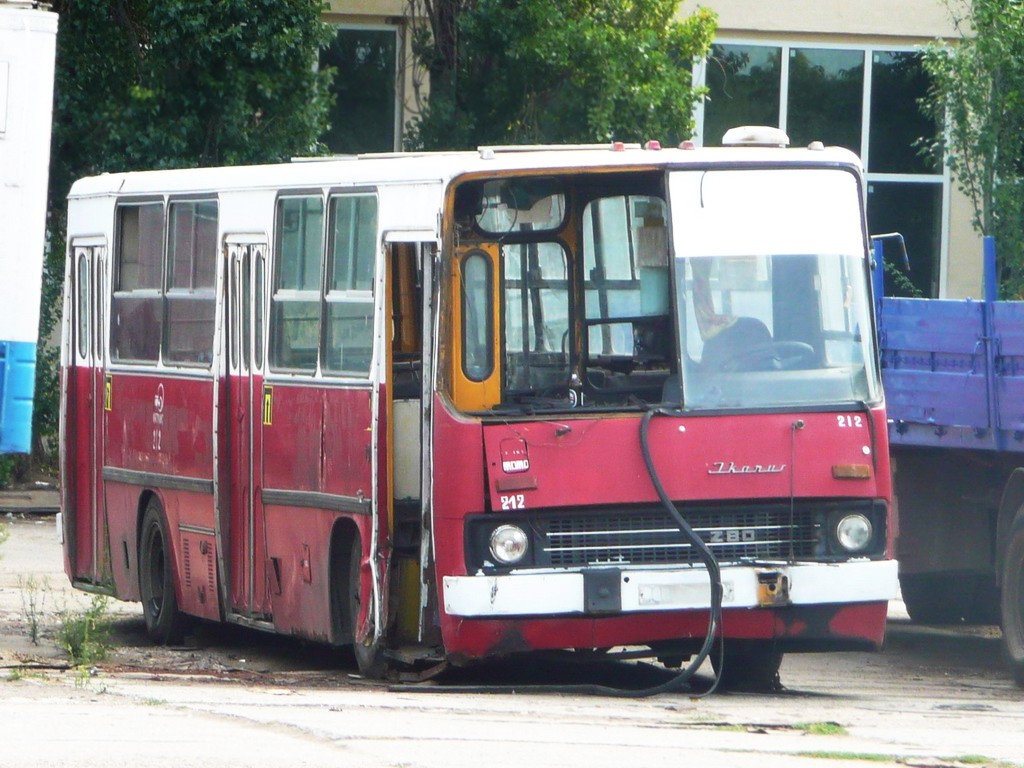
835,513,873,553
489,524,530,565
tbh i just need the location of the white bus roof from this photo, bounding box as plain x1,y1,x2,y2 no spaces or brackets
67,144,863,200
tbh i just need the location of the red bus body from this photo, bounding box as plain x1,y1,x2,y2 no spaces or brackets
61,143,897,681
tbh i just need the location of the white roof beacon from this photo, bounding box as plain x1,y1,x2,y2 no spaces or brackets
721,125,791,147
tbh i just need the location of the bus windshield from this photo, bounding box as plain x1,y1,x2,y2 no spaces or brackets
668,167,878,411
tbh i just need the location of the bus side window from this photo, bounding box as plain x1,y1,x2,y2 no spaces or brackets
111,203,163,363
270,195,323,372
323,193,376,377
452,243,500,410
165,200,217,365
462,249,493,382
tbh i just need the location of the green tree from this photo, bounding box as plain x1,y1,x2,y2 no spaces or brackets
920,0,1024,297
33,0,333,459
404,0,717,149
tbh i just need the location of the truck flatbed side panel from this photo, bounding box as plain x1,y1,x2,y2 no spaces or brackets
994,301,1024,434
881,296,995,448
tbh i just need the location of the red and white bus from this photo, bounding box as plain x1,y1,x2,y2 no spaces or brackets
61,130,897,687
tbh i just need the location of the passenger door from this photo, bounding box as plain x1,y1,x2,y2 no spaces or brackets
65,241,107,583
221,238,269,617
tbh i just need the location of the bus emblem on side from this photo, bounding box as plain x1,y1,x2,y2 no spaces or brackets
708,461,785,475
262,385,273,426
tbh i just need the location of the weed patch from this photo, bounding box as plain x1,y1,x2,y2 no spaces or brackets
56,595,112,668
19,575,49,644
795,721,848,736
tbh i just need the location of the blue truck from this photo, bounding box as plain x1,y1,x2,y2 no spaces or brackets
877,236,1024,683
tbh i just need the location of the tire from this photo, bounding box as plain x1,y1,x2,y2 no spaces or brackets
348,534,388,679
138,499,187,645
901,573,1000,625
711,641,783,692
1000,512,1024,686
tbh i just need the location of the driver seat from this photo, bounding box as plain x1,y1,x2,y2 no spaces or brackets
700,317,772,371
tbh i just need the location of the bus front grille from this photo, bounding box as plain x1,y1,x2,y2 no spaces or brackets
539,507,819,568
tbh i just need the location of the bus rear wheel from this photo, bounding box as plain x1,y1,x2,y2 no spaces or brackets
1000,510,1024,686
138,499,187,645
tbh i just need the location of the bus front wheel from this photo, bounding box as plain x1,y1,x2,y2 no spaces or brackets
138,499,187,645
711,641,783,692
349,535,388,679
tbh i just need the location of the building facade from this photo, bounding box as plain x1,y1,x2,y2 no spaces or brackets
321,0,980,298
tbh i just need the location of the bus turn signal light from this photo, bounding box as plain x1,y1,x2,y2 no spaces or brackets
832,463,871,479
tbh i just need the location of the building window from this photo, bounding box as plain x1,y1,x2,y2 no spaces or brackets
704,44,781,148
320,26,398,154
700,43,944,297
787,48,864,153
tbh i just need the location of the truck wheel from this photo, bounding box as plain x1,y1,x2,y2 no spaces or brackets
711,641,782,692
138,498,187,645
349,535,388,679
1000,511,1024,686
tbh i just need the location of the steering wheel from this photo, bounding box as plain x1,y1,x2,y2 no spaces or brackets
719,341,816,372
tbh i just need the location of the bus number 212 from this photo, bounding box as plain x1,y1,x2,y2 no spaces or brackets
500,494,526,510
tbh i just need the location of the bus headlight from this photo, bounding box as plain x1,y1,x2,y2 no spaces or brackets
835,514,873,553
489,525,529,565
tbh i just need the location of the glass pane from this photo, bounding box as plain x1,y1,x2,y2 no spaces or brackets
323,298,374,375
110,294,161,362
668,167,879,411
674,253,875,410
77,255,89,359
503,241,570,395
867,181,943,297
583,195,670,322
254,253,265,369
476,178,566,235
704,44,781,146
277,197,324,291
165,201,217,365
329,194,378,291
271,299,320,371
117,204,163,290
168,201,218,289
320,27,397,153
462,252,493,382
869,51,939,174
271,197,323,371
166,292,216,365
788,48,864,152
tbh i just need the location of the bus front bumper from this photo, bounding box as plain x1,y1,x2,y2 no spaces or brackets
442,559,898,617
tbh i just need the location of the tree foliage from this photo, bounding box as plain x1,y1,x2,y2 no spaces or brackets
404,0,717,149
920,0,1024,297
33,0,333,457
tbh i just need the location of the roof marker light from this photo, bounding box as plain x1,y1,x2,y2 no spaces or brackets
645,140,662,151
679,140,696,150
611,141,626,152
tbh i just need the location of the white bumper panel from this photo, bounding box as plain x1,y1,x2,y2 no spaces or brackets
442,559,899,618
